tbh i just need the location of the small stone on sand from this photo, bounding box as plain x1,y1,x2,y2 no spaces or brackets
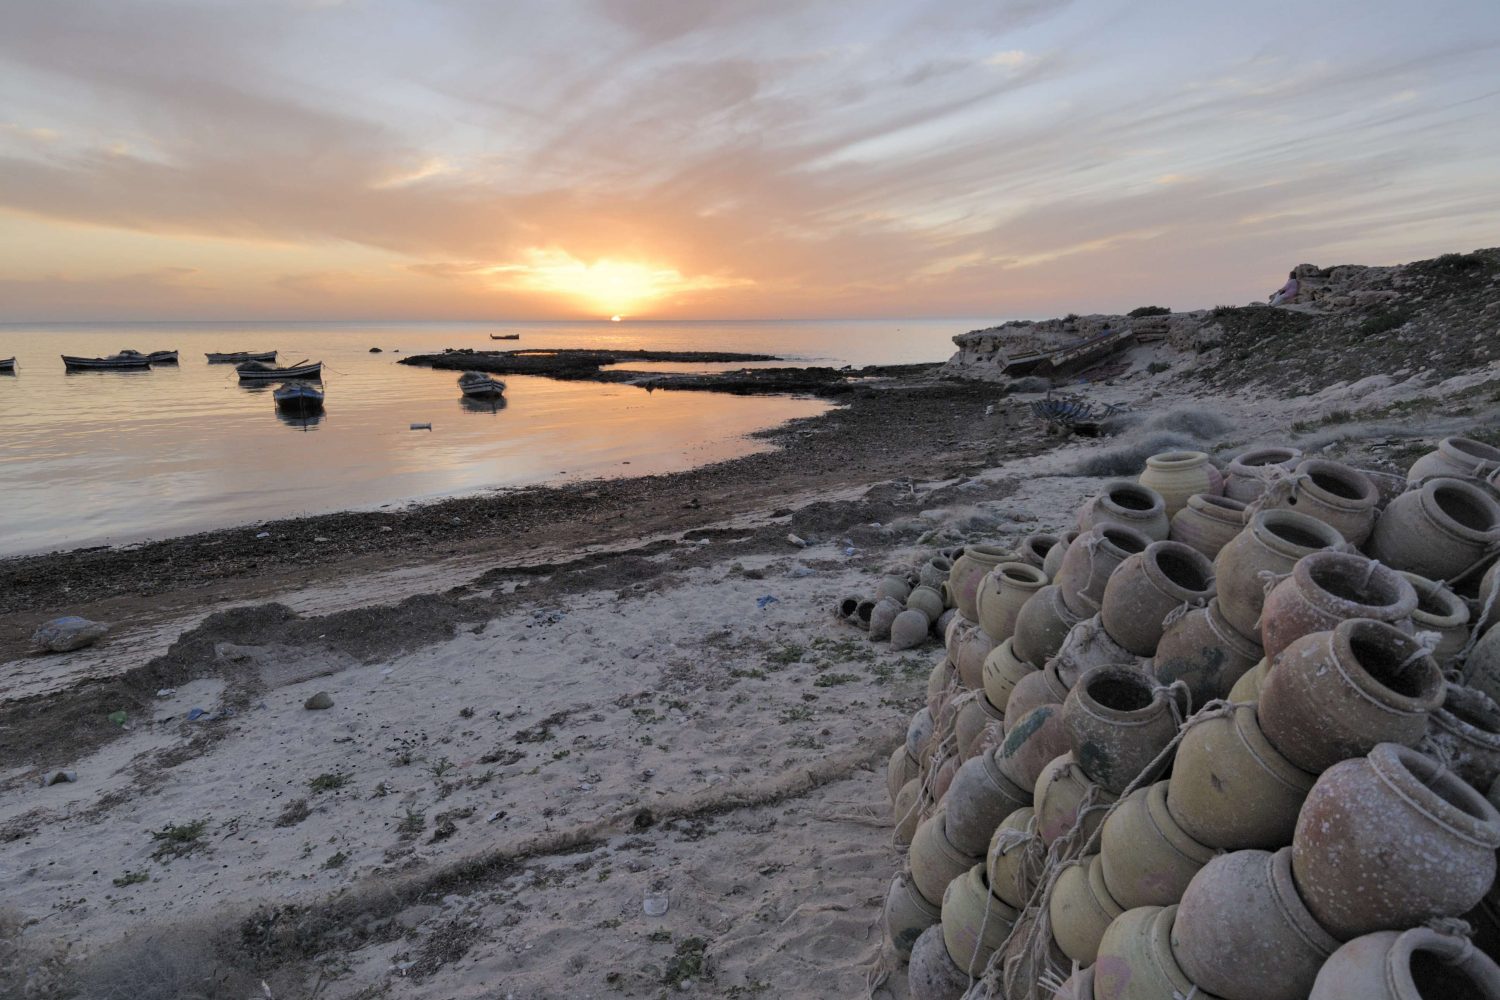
304,692,334,710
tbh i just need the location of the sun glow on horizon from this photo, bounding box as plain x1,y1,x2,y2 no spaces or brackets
477,249,752,316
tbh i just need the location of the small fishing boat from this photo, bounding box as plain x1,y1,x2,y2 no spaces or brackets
458,371,507,399
117,349,178,364
206,350,277,364
237,359,323,382
62,353,152,371
0,357,15,374
490,333,520,340
273,382,325,414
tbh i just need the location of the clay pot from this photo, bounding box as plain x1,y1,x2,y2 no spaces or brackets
1049,854,1124,966
976,561,1048,643
1171,847,1339,1000
1226,657,1269,703
1468,626,1500,708
1166,703,1316,850
1061,665,1180,794
1092,905,1223,1000
1358,467,1410,513
994,704,1070,793
1259,619,1445,773
1254,458,1380,545
1152,598,1263,706
1100,541,1216,656
981,638,1037,714
1052,966,1095,1000
1371,477,1500,582
907,707,936,761
906,585,946,624
1169,493,1247,559
919,556,954,591
953,624,995,690
949,544,1014,621
1012,583,1086,666
1408,436,1500,484
855,599,876,629
1224,446,1303,503
944,743,1033,856
934,607,956,639
910,807,984,906
877,573,913,602
869,596,903,641
1004,660,1070,731
891,609,932,651
1042,529,1079,581
835,595,860,621
1019,531,1060,571
1052,615,1143,689
1055,523,1153,617
926,657,955,707
884,871,941,960
1401,571,1471,669
954,690,1006,762
931,754,959,802
1423,683,1500,791
1100,781,1215,909
944,613,972,662
1259,550,1417,664
940,863,1020,977
907,923,968,1000
1033,752,1117,845
1140,450,1222,518
894,778,922,843
1076,480,1170,541
1294,743,1500,939
887,743,919,804
1309,925,1500,1000
986,807,1040,908
1214,508,1347,641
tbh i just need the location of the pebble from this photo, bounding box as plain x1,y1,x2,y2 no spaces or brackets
786,532,807,547
304,691,334,710
42,770,77,787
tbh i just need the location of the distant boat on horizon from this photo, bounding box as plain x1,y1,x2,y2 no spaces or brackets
490,333,520,340
0,357,15,374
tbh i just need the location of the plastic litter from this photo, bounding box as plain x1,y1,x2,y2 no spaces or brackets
643,890,670,916
787,532,808,547
186,707,209,721
756,595,780,609
156,688,176,697
42,770,77,787
107,711,127,726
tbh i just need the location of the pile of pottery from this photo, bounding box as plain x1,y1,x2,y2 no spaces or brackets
878,439,1500,1000
835,545,1020,652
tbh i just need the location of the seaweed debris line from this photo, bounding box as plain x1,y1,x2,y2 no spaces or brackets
400,347,938,396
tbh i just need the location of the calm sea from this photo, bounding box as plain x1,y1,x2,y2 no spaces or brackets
0,319,975,556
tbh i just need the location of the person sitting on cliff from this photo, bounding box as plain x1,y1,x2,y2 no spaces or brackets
1268,271,1300,306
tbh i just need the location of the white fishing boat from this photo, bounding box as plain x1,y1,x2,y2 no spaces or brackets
458,371,507,399
237,360,323,382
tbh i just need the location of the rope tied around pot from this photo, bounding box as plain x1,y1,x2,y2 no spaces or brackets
1160,598,1206,634
1037,960,1081,997
1397,629,1441,674
1454,557,1500,672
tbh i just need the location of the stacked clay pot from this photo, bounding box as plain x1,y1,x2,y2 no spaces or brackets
1099,540,1215,656
1168,493,1247,559
949,543,1014,620
1010,583,1085,666
1424,683,1500,790
1400,571,1471,669
975,561,1048,643
1076,480,1169,541
1259,549,1416,663
1099,781,1214,908
1224,446,1302,503
1152,597,1263,705
1407,435,1500,483
1042,529,1078,581
1252,458,1380,545
1309,925,1500,999
1139,450,1223,519
939,863,1020,976
981,638,1036,715
1018,531,1060,572
1054,523,1152,616
986,807,1041,908
1213,508,1346,643
1369,476,1500,581
1049,854,1124,965
1061,666,1180,796
1093,905,1219,1000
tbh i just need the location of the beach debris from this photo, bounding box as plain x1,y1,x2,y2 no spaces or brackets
42,770,77,787
787,532,808,547
107,711,127,726
314,536,330,543
31,616,110,652
304,691,334,710
185,707,210,722
380,525,394,532
788,565,815,578
643,890,671,916
156,688,176,697
256,531,271,539
755,595,779,610
683,497,702,509
410,422,432,431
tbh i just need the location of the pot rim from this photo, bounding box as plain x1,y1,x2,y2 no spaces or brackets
894,868,943,919
1149,904,1196,993
1085,853,1125,918
1398,572,1471,629
1070,664,1172,728
1233,704,1317,792
1229,446,1302,472
1291,550,1418,620
1144,781,1217,863
1146,450,1211,470
1328,618,1445,715
1367,743,1500,848
1441,436,1500,469
994,561,1049,588
1100,480,1167,519
1206,597,1263,658
1248,508,1347,559
1142,540,1216,602
1417,477,1500,544
1267,846,1340,957
1292,458,1379,510
962,543,1015,564
1186,492,1248,519
1384,925,1500,996
1430,683,1500,750
1024,532,1060,560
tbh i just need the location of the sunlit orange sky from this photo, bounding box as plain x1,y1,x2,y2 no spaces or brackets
2,0,1498,322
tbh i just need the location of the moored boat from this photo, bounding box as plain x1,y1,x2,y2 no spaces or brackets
206,350,276,363
117,349,178,364
273,382,325,413
458,371,507,398
490,333,520,340
62,353,152,371
237,360,323,382
0,357,15,373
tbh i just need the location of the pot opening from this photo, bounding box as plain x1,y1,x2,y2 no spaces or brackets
1398,747,1494,821
839,597,859,617
1087,674,1154,712
1238,448,1297,468
1002,565,1045,584
1308,468,1365,500
1153,451,1200,464
930,557,953,572
1027,536,1057,560
1411,582,1455,619
1197,494,1246,513
1155,549,1210,591
1102,526,1148,554
1348,631,1431,698
1310,558,1402,607
1265,517,1335,551
1434,484,1496,532
1109,486,1155,512
1450,437,1500,463
1409,946,1486,998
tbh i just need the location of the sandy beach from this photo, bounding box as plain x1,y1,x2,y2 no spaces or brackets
9,283,1500,998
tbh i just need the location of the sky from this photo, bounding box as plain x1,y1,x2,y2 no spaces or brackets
1,0,1498,322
